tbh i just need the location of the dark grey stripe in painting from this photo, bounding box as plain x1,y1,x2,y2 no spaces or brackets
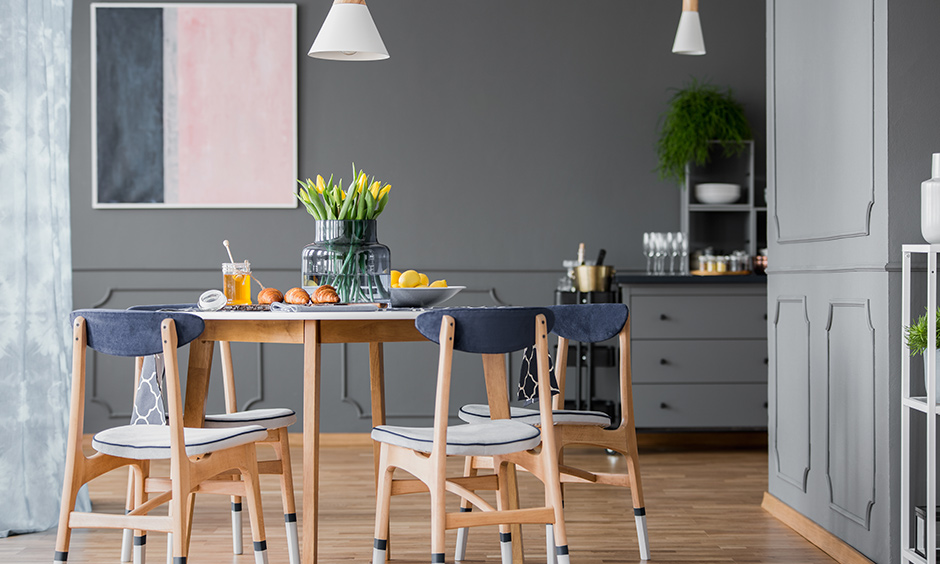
95,7,164,204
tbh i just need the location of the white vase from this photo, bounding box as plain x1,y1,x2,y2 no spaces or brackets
921,153,940,243
924,355,940,403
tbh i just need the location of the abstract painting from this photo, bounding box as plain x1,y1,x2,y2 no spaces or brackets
91,3,297,208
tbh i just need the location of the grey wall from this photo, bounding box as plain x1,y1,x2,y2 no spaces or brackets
70,0,766,433
767,0,940,562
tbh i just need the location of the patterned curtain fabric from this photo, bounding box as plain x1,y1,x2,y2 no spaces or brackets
0,0,88,537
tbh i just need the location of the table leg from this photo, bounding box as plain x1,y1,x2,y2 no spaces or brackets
368,342,388,556
302,321,321,564
368,342,386,480
183,338,214,428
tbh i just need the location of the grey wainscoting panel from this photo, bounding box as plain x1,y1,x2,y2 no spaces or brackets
773,296,810,492
825,299,875,530
772,0,874,244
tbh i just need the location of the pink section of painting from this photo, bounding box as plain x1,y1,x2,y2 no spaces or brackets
174,6,295,205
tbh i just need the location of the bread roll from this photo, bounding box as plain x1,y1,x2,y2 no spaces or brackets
257,288,284,304
313,284,340,304
284,287,310,305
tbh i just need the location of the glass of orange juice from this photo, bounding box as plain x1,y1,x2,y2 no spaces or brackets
222,261,252,305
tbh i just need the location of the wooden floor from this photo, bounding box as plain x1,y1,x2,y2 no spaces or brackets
1,439,835,563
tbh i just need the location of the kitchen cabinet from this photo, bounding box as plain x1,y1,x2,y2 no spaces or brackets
681,140,766,259
619,276,768,430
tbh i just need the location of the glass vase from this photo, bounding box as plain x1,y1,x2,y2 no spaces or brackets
302,220,391,304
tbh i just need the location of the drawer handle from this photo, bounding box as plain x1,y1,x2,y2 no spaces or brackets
763,401,769,409
764,313,768,321
659,358,669,365
659,314,668,321
659,402,669,409
764,358,769,365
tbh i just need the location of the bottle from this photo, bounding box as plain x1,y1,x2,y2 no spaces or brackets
577,243,586,265
923,153,940,244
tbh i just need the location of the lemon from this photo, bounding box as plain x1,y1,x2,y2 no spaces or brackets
430,279,447,288
399,269,420,288
416,284,429,288
418,272,429,286
390,283,400,288
390,270,401,286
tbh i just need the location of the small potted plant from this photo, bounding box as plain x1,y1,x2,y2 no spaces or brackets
656,78,752,184
905,307,940,401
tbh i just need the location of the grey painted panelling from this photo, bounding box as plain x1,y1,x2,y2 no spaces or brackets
772,296,809,492
825,299,875,530
772,0,874,245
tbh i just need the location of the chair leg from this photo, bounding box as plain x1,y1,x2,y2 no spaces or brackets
231,495,244,555
273,430,301,564
169,495,189,564
372,446,394,564
542,456,570,564
53,467,82,564
132,462,150,564
121,466,136,562
493,460,516,564
545,525,557,564
454,456,477,562
624,447,649,560
239,447,269,564
429,483,446,564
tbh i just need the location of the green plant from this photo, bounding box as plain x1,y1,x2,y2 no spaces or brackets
297,163,390,220
656,79,752,184
906,307,940,356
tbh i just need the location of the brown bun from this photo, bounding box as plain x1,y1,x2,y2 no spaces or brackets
284,287,310,305
257,288,284,305
313,284,340,304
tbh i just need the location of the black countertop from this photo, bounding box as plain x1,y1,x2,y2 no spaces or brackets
615,272,767,285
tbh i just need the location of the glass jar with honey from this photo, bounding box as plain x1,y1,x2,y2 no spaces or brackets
223,261,252,305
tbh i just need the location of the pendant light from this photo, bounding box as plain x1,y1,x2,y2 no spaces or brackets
308,0,389,61
672,0,705,56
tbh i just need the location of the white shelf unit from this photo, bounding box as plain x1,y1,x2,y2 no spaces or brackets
903,245,940,564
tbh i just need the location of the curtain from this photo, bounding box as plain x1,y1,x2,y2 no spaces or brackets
0,0,88,537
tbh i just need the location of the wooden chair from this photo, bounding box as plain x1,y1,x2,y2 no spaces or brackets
120,304,300,564
54,309,271,564
370,307,572,564
454,303,650,561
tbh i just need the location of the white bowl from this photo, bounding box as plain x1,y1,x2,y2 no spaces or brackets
695,183,742,205
390,286,465,308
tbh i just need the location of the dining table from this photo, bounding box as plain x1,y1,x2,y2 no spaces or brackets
181,307,526,564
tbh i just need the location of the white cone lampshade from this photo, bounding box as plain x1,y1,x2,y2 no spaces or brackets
672,0,705,56
308,0,389,61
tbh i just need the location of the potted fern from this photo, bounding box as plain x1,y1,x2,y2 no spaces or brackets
906,307,940,401
656,79,752,184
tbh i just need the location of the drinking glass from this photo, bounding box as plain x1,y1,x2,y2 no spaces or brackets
643,232,654,275
654,233,667,275
677,233,689,275
667,232,676,275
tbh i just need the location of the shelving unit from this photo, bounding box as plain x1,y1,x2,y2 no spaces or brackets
680,140,765,258
902,245,940,564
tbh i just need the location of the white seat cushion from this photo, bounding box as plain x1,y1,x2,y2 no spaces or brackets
93,424,268,459
202,408,297,430
458,404,612,427
371,420,541,456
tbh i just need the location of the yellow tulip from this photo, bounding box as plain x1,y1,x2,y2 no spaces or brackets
316,175,326,193
379,185,391,199
370,181,381,199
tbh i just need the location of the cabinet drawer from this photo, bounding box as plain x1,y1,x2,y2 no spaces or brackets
632,339,767,384
632,383,767,429
629,295,767,339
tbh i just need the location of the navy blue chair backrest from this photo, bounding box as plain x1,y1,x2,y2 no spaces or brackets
547,304,628,343
71,309,205,357
416,307,555,354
